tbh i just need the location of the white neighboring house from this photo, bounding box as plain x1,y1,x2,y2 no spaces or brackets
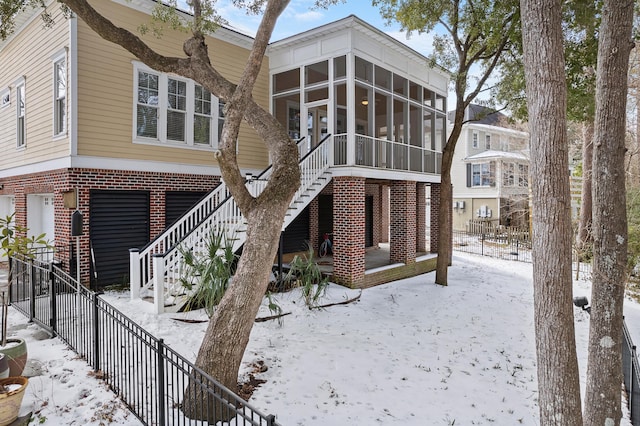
450,105,530,231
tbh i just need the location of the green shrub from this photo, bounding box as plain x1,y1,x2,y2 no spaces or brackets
178,231,236,317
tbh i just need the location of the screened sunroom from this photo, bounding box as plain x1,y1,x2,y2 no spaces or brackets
270,16,448,177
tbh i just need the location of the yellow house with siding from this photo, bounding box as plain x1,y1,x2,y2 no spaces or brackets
1,1,448,292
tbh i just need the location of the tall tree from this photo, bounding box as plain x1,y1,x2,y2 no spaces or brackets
371,0,520,285
520,0,583,424
584,0,634,424
496,2,599,256
1,0,297,421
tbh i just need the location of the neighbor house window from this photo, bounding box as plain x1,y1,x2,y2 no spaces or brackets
472,132,478,148
472,162,495,186
503,162,515,186
134,63,222,148
54,57,67,135
485,134,491,149
518,164,529,187
16,81,25,148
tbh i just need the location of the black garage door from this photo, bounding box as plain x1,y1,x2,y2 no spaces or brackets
165,191,207,228
90,190,150,287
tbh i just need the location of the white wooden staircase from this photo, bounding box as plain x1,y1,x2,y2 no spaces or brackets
129,137,333,313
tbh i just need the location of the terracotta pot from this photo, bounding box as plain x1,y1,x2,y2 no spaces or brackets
0,376,28,426
0,354,8,379
0,339,27,377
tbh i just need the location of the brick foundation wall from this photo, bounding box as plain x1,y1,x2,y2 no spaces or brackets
1,168,220,286
332,176,365,288
390,180,416,264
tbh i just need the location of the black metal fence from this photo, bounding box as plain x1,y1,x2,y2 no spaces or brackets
9,256,279,426
453,229,532,263
624,321,640,424
452,229,593,278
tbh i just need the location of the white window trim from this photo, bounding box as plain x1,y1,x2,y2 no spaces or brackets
472,131,478,148
485,133,491,149
15,77,26,150
52,50,68,139
132,62,220,150
0,88,9,109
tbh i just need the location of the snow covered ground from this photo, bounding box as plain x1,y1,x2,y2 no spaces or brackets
8,252,637,425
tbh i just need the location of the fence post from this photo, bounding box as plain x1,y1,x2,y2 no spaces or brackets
157,338,166,426
49,262,61,334
92,292,100,372
129,248,140,301
632,345,637,421
266,414,277,426
29,259,35,323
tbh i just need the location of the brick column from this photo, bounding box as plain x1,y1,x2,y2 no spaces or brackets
390,181,416,264
333,176,365,288
416,183,427,253
380,185,389,243
430,183,440,253
309,197,319,254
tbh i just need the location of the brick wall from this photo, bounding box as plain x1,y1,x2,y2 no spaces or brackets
380,185,389,243
365,183,381,247
332,176,365,288
1,168,220,286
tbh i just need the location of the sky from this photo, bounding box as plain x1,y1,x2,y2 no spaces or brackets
9,251,638,425
178,0,437,62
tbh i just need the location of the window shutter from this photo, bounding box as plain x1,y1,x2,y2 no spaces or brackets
466,163,472,187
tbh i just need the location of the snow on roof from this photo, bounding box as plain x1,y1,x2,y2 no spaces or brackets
464,150,529,162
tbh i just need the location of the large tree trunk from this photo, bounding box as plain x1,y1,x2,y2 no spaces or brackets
520,1,583,424
577,120,594,256
584,1,634,424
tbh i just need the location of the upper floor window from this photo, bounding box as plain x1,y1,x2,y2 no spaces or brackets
54,57,67,136
485,134,491,149
0,89,9,109
16,80,25,148
472,132,479,148
134,63,223,148
472,162,495,186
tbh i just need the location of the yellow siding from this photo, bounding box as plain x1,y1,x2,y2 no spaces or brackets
76,1,270,170
0,3,70,169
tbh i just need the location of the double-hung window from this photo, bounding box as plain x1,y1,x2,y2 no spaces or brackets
54,57,67,136
16,80,25,148
485,134,491,149
472,162,495,186
134,63,222,148
472,132,478,148
136,70,159,139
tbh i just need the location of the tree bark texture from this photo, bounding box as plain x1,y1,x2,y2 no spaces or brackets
58,0,297,422
520,1,583,424
577,120,594,253
584,1,634,425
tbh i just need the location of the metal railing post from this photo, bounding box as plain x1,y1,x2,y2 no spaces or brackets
157,338,166,425
92,292,100,372
632,345,637,421
29,259,35,322
49,262,61,334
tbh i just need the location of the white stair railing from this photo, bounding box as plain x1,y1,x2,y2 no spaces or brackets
130,136,333,313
